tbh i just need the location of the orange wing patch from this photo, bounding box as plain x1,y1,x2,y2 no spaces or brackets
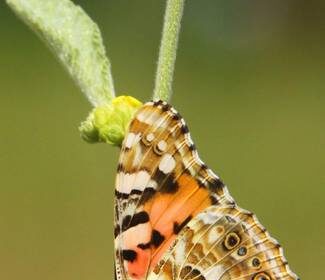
145,172,212,268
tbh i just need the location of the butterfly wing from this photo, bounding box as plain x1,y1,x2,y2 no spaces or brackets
114,100,298,280
115,101,234,279
147,205,299,280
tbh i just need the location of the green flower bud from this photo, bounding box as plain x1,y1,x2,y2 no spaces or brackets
79,96,143,146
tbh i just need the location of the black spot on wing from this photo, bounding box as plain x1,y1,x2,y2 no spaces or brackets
161,103,171,111
209,195,219,205
117,163,124,172
137,242,151,250
153,170,179,193
122,216,132,232
115,187,155,201
200,163,208,170
207,178,225,193
172,112,182,120
162,175,179,193
153,168,166,182
180,266,205,280
137,230,165,249
173,215,192,234
115,190,129,199
189,143,196,151
252,257,261,267
181,124,189,134
122,211,149,232
123,146,131,152
115,189,142,199
139,187,156,204
130,189,143,196
191,269,204,279
153,100,164,107
122,249,137,262
196,178,205,188
151,230,165,247
114,225,120,238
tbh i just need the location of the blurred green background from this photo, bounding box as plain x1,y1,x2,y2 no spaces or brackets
0,1,324,279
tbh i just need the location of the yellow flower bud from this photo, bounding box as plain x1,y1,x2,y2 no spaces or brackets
79,96,142,146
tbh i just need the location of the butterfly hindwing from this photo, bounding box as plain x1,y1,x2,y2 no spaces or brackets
114,101,298,280
148,205,299,280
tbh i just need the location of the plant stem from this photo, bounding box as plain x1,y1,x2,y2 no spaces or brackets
153,0,185,102
7,0,115,107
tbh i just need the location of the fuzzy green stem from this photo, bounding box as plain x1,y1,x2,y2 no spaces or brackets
6,0,115,107
153,0,185,102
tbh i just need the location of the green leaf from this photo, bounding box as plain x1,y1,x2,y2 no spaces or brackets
7,0,115,106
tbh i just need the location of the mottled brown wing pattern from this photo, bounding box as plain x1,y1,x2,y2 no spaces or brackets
148,205,299,280
114,100,299,280
115,101,234,279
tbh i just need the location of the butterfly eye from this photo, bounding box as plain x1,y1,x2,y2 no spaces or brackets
142,133,155,146
253,272,271,280
224,232,241,250
154,140,168,155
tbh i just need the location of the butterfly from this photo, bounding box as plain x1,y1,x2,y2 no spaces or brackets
114,100,299,280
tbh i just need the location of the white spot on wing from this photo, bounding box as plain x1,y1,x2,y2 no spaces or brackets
132,145,143,167
159,154,176,174
134,170,151,190
119,173,135,193
205,265,224,280
147,179,158,190
157,140,167,152
122,222,152,249
208,226,224,244
197,209,222,225
137,110,161,125
146,133,154,142
125,133,141,149
117,171,154,194
174,238,186,265
123,203,137,217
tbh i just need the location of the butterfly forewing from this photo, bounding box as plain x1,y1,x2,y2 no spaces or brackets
114,101,299,280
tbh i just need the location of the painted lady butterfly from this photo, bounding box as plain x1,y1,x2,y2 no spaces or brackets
114,100,299,280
